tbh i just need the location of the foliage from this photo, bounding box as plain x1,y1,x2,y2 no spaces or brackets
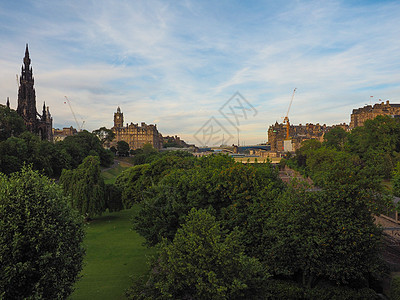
115,152,196,209
264,279,376,300
323,126,349,151
0,166,85,299
104,183,123,212
117,140,130,157
60,155,106,219
127,208,269,299
115,164,151,208
264,185,385,287
62,130,113,168
92,126,115,146
134,157,283,246
390,276,400,300
0,104,26,141
0,129,113,177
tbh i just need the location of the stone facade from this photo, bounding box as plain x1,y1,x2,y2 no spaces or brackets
17,44,53,141
268,122,349,152
52,126,77,142
350,100,400,128
111,107,163,150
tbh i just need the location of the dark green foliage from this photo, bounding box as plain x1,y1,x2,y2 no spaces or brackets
105,183,123,212
60,155,106,218
390,276,400,300
0,104,26,141
264,279,376,300
115,164,151,208
62,130,113,168
115,153,196,209
0,129,113,177
323,126,349,151
0,166,85,299
264,185,385,287
134,156,283,246
117,140,130,156
126,208,269,299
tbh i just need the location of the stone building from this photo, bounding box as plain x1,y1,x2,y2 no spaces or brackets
52,126,77,142
16,44,52,141
350,100,400,128
268,122,349,152
111,107,163,150
162,135,189,148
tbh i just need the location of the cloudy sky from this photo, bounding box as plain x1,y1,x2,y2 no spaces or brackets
0,0,399,145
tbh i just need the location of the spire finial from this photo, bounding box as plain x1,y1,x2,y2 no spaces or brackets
23,44,31,67
6,97,10,108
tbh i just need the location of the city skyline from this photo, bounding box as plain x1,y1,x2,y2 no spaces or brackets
1,0,400,145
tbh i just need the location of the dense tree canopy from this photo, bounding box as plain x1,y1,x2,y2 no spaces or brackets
0,166,85,299
127,209,268,299
0,126,113,177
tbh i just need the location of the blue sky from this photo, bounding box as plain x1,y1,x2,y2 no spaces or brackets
1,0,399,145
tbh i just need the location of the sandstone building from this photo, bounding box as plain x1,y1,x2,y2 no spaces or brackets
16,44,53,141
111,107,163,150
52,126,77,142
267,122,349,152
350,100,400,128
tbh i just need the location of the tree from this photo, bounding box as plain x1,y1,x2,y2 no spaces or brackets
127,208,268,299
117,140,130,157
264,185,385,288
0,104,26,141
92,126,115,147
134,158,283,246
0,166,85,299
323,126,349,151
60,155,106,219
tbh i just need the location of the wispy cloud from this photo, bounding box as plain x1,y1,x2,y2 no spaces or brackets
0,0,399,144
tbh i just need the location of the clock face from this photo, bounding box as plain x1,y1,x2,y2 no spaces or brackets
117,115,120,119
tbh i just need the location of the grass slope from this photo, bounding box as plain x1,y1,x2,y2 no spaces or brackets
70,207,153,300
102,159,132,184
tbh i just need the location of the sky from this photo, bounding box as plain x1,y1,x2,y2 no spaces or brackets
0,0,399,146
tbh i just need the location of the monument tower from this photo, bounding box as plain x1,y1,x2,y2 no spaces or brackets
17,44,53,141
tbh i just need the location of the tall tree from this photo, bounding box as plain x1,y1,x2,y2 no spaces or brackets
0,166,85,299
60,155,106,219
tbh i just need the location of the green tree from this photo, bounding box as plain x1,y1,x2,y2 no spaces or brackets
264,185,385,287
134,158,282,246
60,155,106,219
117,140,130,157
0,166,85,299
323,126,349,151
0,104,26,141
61,130,113,167
127,208,268,299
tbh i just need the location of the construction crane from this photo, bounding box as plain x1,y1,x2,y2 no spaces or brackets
283,88,296,140
64,96,85,131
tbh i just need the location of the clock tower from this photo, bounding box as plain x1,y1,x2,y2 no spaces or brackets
114,106,123,128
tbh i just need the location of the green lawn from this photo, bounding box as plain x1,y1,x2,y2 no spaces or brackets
70,207,154,300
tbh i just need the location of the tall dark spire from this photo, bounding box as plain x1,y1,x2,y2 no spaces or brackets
6,97,10,108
